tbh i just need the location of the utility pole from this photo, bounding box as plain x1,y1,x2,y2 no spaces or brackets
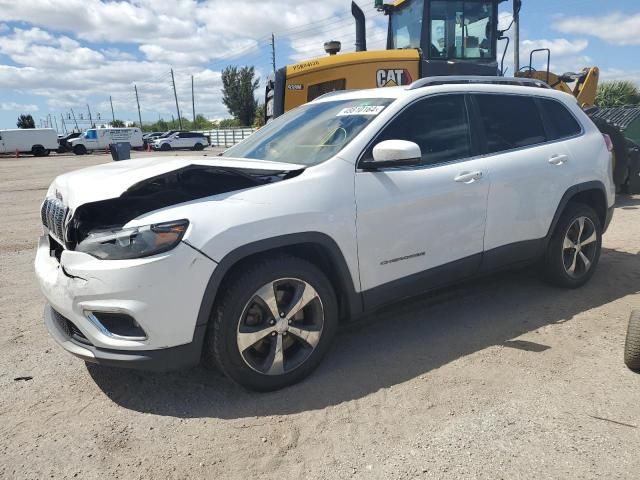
134,84,143,129
54,115,59,133
191,75,196,129
271,33,276,74
70,108,79,131
109,95,116,123
61,114,67,134
87,104,93,128
513,0,521,73
170,69,183,130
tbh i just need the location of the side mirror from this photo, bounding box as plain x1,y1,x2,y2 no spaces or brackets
362,140,422,170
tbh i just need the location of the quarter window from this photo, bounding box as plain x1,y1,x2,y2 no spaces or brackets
539,98,582,140
474,94,546,153
367,94,471,166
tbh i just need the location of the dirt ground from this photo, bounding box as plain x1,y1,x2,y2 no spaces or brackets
1,151,639,480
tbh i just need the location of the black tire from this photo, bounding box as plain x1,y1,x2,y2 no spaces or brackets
73,144,87,156
543,202,602,288
590,116,629,192
32,145,46,157
160,143,171,151
193,143,204,151
205,255,338,391
625,311,640,372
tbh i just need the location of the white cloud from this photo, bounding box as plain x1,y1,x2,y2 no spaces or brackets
555,13,640,46
0,102,39,112
601,68,640,86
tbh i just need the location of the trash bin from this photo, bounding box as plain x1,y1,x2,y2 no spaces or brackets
109,142,131,161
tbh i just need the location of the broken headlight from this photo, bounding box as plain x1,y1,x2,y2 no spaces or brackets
76,220,189,260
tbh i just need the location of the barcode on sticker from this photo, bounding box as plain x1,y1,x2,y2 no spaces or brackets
337,106,386,116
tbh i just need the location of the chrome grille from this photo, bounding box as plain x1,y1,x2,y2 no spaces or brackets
40,198,69,243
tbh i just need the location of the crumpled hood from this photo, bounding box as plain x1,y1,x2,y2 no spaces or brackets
48,156,304,209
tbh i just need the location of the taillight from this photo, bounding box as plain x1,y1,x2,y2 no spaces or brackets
603,134,614,152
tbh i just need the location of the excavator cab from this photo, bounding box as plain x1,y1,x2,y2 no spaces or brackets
265,0,506,120
383,0,503,76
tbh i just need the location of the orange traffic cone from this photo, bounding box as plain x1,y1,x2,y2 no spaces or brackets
146,142,151,152
105,145,110,154
15,149,20,158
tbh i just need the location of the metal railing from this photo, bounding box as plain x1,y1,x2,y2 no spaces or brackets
196,128,257,148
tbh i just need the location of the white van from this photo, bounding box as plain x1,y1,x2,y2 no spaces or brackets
69,128,143,155
0,128,58,156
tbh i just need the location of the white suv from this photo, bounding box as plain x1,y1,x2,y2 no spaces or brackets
36,78,615,391
153,131,209,151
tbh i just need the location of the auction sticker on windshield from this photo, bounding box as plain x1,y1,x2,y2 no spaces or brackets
336,105,386,116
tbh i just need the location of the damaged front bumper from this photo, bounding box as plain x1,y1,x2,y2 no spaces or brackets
35,234,216,371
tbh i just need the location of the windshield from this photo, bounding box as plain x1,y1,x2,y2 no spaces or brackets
390,1,424,49
223,98,395,166
430,1,494,59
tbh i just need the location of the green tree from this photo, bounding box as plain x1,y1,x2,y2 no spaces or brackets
218,118,242,128
16,114,35,129
596,81,640,107
111,119,125,127
254,104,265,128
221,65,260,126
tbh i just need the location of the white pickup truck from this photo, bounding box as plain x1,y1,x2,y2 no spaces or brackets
69,128,144,155
0,128,58,156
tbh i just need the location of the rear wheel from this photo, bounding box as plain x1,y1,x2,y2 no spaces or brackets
32,145,46,157
73,144,87,156
543,202,602,288
624,310,640,372
205,255,338,391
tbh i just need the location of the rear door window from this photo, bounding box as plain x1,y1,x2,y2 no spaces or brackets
474,94,546,153
538,98,582,140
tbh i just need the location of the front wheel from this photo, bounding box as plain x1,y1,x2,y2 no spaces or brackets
73,144,87,156
205,255,338,391
160,143,171,151
543,202,602,288
193,143,204,151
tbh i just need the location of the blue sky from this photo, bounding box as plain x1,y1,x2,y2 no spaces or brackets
0,0,638,129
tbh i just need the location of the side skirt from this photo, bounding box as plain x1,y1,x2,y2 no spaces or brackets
360,239,544,314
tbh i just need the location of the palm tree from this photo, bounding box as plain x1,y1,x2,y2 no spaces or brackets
596,81,640,107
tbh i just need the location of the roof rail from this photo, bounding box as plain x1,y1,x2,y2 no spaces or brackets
407,76,551,90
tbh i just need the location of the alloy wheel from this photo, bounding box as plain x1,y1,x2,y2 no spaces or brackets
562,216,598,278
236,278,324,376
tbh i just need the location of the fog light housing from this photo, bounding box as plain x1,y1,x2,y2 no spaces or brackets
86,311,147,340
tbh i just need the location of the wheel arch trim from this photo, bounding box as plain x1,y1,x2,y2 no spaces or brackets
545,180,609,245
195,232,363,329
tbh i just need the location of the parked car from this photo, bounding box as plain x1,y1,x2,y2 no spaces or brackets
142,132,164,149
36,78,615,391
152,131,209,151
69,127,144,155
0,128,58,156
57,132,82,153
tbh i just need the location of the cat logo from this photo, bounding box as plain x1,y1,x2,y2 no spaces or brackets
376,69,413,88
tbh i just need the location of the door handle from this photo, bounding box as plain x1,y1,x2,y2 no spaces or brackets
548,154,568,166
454,171,483,184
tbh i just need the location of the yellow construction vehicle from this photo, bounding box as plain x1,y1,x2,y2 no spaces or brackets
266,0,510,119
264,0,637,191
